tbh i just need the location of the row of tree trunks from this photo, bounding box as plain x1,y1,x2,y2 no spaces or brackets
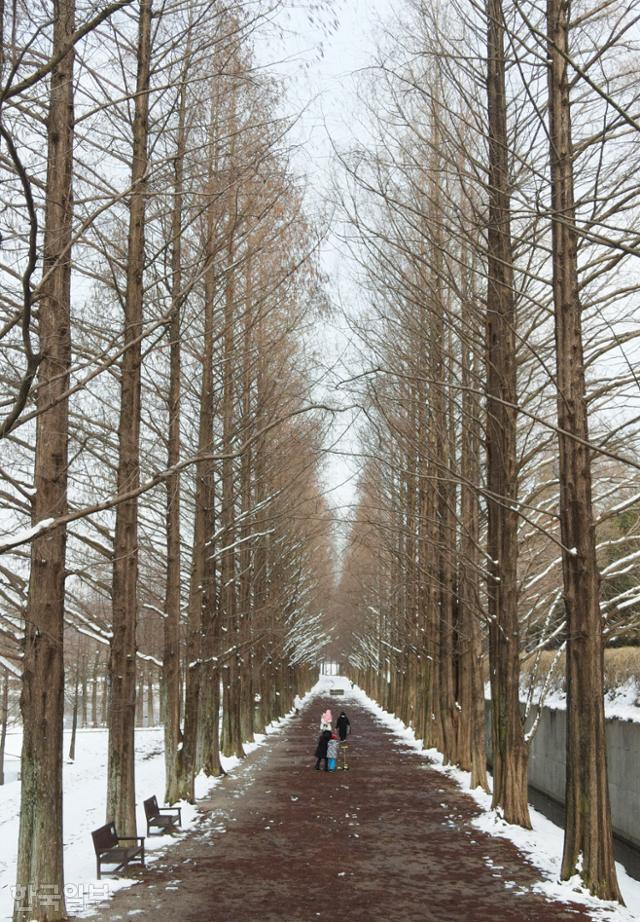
6,5,335,914
336,0,623,903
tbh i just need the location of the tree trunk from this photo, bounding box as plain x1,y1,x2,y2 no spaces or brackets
219,71,243,760
175,134,219,799
146,666,154,726
484,0,530,827
163,45,189,805
68,667,79,762
221,222,243,759
92,650,100,728
101,663,109,727
14,3,74,917
458,272,488,790
80,652,88,728
136,667,144,727
438,344,458,764
252,346,269,737
0,671,8,785
238,254,254,745
107,0,152,837
545,0,621,899
198,166,223,780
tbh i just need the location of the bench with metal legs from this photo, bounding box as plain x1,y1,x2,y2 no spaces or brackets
91,822,145,879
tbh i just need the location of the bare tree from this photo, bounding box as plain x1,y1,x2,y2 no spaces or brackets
13,2,75,918
107,0,153,837
545,0,620,898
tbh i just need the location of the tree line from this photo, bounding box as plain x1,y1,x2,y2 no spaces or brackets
0,2,335,919
336,0,640,905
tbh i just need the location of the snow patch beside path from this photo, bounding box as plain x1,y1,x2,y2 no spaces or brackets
346,681,640,921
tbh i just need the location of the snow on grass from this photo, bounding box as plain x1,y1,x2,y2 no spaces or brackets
512,677,640,725
540,679,640,725
0,699,310,921
347,682,640,921
0,727,207,920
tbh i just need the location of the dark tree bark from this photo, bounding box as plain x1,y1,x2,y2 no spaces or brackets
200,493,223,778
175,134,220,798
91,649,100,727
0,670,8,785
198,142,224,779
458,263,488,791
146,665,154,725
13,3,75,918
80,651,88,728
107,0,152,837
68,665,79,761
484,0,530,827
238,254,255,744
545,0,621,899
163,52,189,805
221,219,243,759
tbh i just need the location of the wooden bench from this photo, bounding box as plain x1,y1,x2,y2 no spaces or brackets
143,795,182,836
91,822,145,879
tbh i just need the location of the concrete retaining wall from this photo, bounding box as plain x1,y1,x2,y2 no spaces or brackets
485,702,640,850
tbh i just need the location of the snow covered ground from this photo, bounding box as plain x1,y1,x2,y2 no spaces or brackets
536,679,640,724
347,682,640,921
0,686,317,921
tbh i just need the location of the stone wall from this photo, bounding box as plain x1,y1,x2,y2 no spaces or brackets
485,702,640,849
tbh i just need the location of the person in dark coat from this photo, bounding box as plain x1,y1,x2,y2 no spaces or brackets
315,729,332,771
336,711,350,741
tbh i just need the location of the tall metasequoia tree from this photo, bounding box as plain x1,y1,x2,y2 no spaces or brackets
220,226,244,757
220,84,244,759
0,670,8,785
197,119,225,780
177,161,218,802
107,0,152,837
164,47,190,806
484,0,530,827
238,251,255,743
457,242,488,791
428,123,458,764
252,311,271,733
13,2,75,918
545,0,621,899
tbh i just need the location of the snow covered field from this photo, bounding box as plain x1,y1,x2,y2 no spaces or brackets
0,708,304,921
348,683,640,921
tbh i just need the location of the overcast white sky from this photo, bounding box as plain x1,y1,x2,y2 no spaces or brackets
256,0,395,520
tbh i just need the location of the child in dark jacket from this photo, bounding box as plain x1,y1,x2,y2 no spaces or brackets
315,729,332,771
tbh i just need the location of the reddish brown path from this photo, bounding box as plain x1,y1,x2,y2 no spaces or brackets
82,695,593,921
